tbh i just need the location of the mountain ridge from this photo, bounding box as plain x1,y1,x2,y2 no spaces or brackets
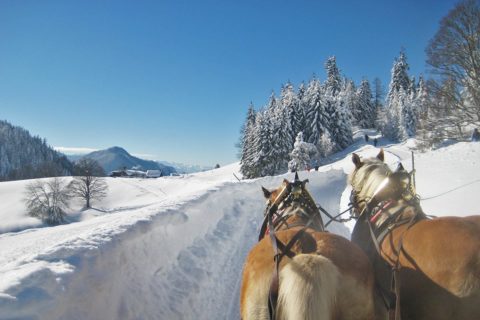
79,146,176,175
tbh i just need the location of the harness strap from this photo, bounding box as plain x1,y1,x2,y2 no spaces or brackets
267,211,316,320
267,205,279,320
367,205,422,320
319,203,354,227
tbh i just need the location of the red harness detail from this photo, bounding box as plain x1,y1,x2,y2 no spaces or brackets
370,200,395,223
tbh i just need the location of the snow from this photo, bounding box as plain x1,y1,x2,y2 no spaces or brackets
0,136,479,319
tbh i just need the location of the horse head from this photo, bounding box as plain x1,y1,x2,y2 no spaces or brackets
349,149,417,217
260,172,323,234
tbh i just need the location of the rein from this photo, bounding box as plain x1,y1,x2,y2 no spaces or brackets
320,203,355,227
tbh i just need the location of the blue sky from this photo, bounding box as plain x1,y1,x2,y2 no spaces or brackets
0,0,457,166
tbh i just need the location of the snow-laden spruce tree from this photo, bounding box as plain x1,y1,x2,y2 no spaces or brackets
384,50,413,141
239,104,257,179
324,56,348,149
288,132,318,172
357,79,376,128
403,86,419,137
325,56,342,96
387,50,411,102
330,90,353,149
384,88,408,141
297,82,307,132
281,82,303,140
251,104,276,177
416,75,428,115
304,77,328,145
316,132,335,161
343,79,358,126
269,92,293,174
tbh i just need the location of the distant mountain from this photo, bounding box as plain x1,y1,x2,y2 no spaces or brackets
79,146,176,175
158,161,213,174
0,120,73,181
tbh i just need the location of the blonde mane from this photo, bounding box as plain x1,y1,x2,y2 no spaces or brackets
349,157,392,207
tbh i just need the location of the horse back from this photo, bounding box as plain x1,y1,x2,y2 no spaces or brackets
384,215,480,298
240,229,375,320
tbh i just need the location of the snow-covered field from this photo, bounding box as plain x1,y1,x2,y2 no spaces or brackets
0,135,479,319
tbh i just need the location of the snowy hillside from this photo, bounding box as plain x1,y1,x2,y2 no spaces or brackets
0,137,479,319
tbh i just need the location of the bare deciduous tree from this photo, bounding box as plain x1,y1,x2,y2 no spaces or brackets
426,0,480,137
24,177,71,224
69,158,108,209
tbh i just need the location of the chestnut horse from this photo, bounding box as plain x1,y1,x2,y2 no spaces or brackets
240,174,376,320
349,149,480,320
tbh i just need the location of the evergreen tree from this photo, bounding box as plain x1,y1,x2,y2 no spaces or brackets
330,90,353,149
403,90,418,137
387,50,411,103
344,79,359,126
384,50,414,141
323,57,341,143
373,77,384,110
270,92,293,174
304,77,328,145
357,79,376,128
408,76,417,96
251,109,274,177
316,132,335,161
280,82,302,140
416,75,428,115
239,104,257,179
384,88,408,141
288,132,317,172
325,56,342,96
297,82,307,133
373,78,385,130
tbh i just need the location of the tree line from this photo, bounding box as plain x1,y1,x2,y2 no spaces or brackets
239,0,479,178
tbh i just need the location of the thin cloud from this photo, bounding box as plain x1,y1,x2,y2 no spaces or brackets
54,147,98,155
132,153,159,160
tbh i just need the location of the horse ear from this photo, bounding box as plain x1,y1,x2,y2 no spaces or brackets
352,153,362,169
262,186,271,199
377,149,385,162
396,162,405,172
302,179,309,188
283,178,290,185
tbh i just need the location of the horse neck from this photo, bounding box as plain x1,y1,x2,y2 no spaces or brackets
351,213,381,258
